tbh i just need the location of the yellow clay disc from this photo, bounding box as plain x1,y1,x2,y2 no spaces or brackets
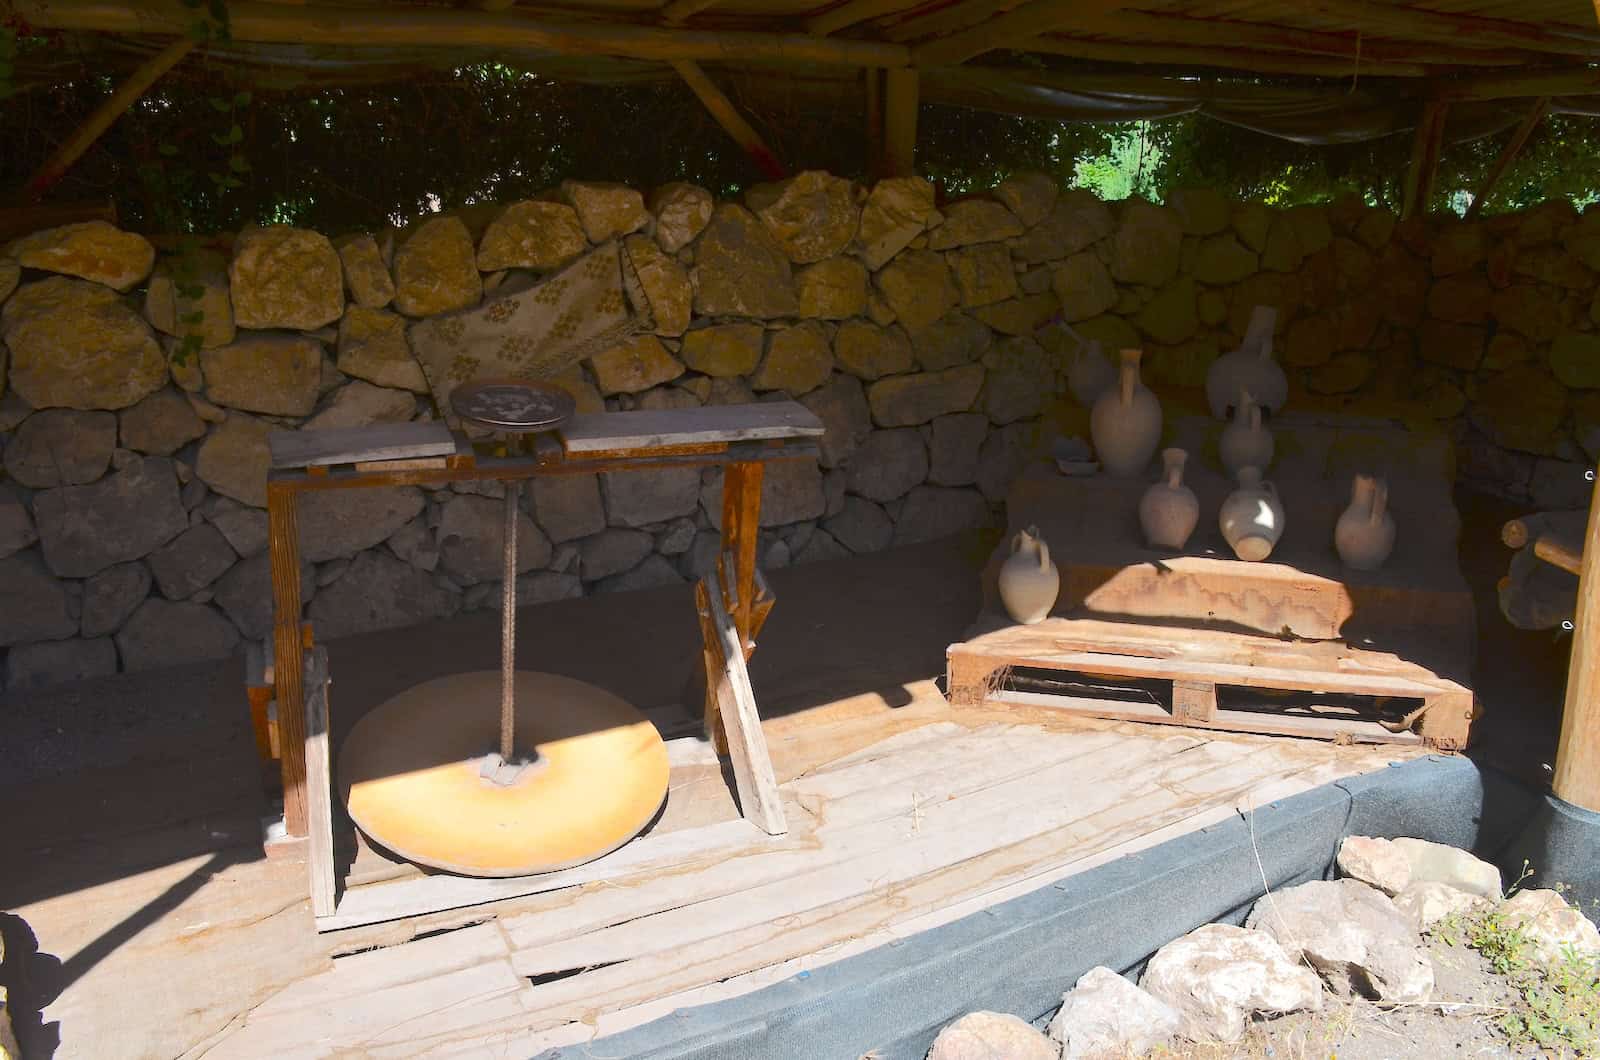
338,671,670,877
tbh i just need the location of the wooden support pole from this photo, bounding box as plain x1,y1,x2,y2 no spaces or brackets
865,68,884,181
1464,96,1549,220
267,482,309,836
12,1,910,69
22,36,196,202
884,68,919,178
1554,473,1600,812
707,461,763,750
670,60,787,180
1402,101,1448,220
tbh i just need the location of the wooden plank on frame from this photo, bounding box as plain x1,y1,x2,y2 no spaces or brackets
558,403,823,454
269,422,458,469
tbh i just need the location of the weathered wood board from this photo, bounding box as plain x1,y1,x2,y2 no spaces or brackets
557,402,823,453
269,421,459,469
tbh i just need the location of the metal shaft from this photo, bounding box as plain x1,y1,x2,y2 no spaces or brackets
501,480,518,761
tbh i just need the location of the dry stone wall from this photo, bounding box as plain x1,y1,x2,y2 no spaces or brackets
1,177,1598,692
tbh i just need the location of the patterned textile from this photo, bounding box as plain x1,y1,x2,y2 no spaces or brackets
408,239,653,428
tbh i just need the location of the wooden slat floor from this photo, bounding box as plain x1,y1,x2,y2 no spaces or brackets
185,683,1416,1059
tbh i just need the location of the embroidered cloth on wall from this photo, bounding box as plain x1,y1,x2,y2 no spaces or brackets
409,239,653,428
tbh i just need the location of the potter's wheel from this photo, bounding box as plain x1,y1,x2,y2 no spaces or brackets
339,671,670,877
336,379,669,877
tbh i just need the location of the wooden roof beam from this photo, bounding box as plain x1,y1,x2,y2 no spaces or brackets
914,0,1136,66
1009,9,1540,67
660,0,722,25
11,0,911,68
1017,34,1432,78
1301,0,1600,58
1401,99,1448,219
887,0,1028,47
807,0,932,38
1434,64,1600,101
671,59,787,179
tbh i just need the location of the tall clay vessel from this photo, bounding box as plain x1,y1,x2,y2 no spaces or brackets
1219,466,1285,562
998,526,1060,625
1140,448,1200,550
1206,306,1287,419
1091,348,1162,478
1219,387,1274,477
1335,474,1397,570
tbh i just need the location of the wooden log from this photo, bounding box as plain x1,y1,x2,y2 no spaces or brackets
22,36,196,201
11,0,911,68
670,60,786,180
864,67,884,181
1503,516,1539,550
1301,0,1600,58
1018,35,1428,79
267,483,309,836
807,0,930,36
1465,97,1550,220
998,8,1533,66
659,0,722,23
884,68,919,177
1535,534,1585,577
1402,101,1449,220
1435,65,1600,102
887,0,1026,46
1555,473,1600,809
711,462,763,751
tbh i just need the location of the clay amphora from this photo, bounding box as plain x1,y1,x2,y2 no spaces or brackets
1091,348,1162,478
1067,339,1115,408
1206,305,1287,419
1335,474,1397,570
1219,387,1274,477
1139,448,1200,550
1219,466,1285,562
998,526,1060,625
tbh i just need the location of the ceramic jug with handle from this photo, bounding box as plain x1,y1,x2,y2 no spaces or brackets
1206,305,1287,420
1090,348,1162,477
1335,474,1397,570
1219,466,1285,562
997,526,1060,625
1139,447,1200,550
1219,387,1274,477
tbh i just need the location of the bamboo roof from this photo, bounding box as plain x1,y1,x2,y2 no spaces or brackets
9,0,1600,144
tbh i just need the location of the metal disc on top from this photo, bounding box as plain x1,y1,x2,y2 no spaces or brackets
449,378,575,434
339,671,671,878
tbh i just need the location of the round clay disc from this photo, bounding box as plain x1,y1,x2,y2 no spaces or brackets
338,671,670,877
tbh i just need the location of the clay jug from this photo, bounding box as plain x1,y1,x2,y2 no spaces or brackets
998,526,1060,625
1139,448,1200,550
1219,387,1274,477
1206,306,1287,419
1335,474,1397,570
1219,466,1285,562
1091,348,1162,478
1067,339,1115,408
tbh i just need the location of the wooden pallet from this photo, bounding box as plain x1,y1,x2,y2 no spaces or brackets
947,618,1475,749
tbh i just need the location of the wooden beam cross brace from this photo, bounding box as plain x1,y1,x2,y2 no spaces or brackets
1555,472,1600,812
670,59,787,180
696,564,787,836
1464,96,1549,220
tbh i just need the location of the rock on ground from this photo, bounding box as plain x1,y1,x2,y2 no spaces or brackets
1395,881,1492,931
925,1011,1056,1060
1391,837,1503,900
392,216,481,317
80,561,153,638
146,523,238,600
195,414,273,508
1497,889,1600,967
1049,966,1183,1060
434,494,551,584
120,388,207,456
1337,834,1415,895
297,486,426,563
8,221,154,291
1246,878,1435,1003
2,276,167,410
213,552,316,640
1140,923,1324,1044
648,182,714,253
529,473,607,543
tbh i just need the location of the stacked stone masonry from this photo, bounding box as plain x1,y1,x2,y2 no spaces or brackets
1,179,1598,691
